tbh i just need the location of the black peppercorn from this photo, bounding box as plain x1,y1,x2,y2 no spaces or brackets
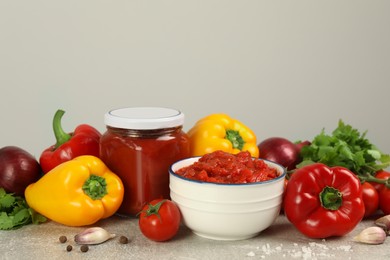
119,236,129,244
80,245,89,252
59,235,67,243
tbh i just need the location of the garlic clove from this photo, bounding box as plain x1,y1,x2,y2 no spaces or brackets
74,227,116,245
375,215,390,235
353,226,387,245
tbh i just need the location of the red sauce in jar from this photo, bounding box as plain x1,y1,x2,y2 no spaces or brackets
175,150,278,184
100,107,190,216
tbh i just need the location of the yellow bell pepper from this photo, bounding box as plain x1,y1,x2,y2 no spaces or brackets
187,113,259,158
25,155,124,227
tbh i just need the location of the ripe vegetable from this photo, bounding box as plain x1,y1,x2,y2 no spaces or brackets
39,109,101,174
284,163,365,239
187,113,259,158
295,140,311,153
353,226,387,245
375,214,390,234
139,199,181,242
361,182,379,218
379,187,390,215
370,170,390,192
25,155,124,227
0,146,42,196
258,137,309,170
74,227,116,245
365,171,390,215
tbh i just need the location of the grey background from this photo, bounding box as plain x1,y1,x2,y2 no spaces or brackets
1,1,389,161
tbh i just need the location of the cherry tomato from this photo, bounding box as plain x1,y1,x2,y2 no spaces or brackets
138,199,181,242
370,170,390,192
379,187,390,215
361,182,379,218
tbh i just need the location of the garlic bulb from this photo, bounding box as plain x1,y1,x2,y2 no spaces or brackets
353,226,386,245
74,227,116,245
375,215,390,235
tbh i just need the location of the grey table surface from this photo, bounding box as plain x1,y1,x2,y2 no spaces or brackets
1,213,389,260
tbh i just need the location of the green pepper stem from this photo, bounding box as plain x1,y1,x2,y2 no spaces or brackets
226,129,245,150
53,109,72,149
319,186,343,210
82,175,108,200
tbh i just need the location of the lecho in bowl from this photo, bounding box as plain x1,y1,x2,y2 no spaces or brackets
169,150,286,241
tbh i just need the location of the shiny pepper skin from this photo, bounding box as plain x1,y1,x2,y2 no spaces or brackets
284,163,365,239
39,109,101,174
25,155,124,226
187,113,259,158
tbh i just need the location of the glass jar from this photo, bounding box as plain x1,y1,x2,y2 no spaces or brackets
100,107,190,216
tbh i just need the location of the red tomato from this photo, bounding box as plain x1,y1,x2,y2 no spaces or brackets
361,182,379,218
370,170,390,191
379,187,390,215
138,199,181,242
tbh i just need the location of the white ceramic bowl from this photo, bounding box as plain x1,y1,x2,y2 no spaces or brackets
169,157,286,241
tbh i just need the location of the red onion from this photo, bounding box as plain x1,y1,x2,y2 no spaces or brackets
0,146,42,196
258,137,309,170
295,140,311,154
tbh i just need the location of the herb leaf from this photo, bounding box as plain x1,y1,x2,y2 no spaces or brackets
0,188,46,230
0,193,16,210
0,212,14,230
297,120,390,176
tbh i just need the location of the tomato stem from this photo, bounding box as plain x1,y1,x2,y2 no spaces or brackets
143,199,167,220
359,173,390,189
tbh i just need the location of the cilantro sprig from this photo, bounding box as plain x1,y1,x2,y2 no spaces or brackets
297,120,390,179
0,188,46,230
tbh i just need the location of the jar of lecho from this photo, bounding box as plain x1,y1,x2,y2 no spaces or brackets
100,107,190,216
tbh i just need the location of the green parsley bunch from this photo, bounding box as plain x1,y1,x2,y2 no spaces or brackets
297,120,390,177
0,188,46,230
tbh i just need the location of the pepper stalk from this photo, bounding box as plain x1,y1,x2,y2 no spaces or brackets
52,109,72,149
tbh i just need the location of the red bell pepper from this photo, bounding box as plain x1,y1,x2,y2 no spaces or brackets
39,109,101,173
284,163,365,239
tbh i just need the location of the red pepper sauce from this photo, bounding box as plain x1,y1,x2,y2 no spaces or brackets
175,150,278,184
100,127,190,216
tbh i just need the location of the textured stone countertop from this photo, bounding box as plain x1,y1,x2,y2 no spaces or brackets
1,213,389,260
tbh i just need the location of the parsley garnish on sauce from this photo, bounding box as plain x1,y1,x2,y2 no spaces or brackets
297,120,390,176
0,188,46,230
